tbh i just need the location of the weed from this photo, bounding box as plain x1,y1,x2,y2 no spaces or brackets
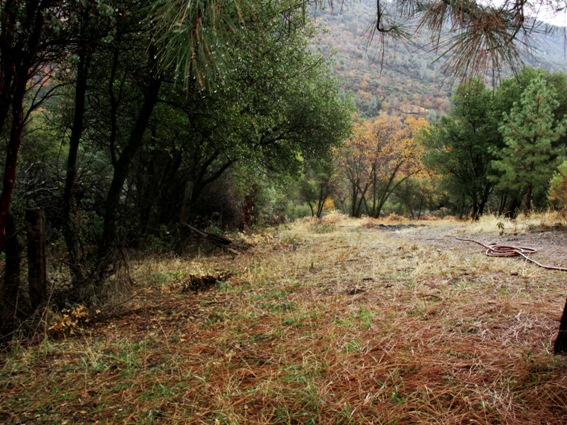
356,306,373,329
391,384,406,404
205,310,227,325
147,271,170,287
264,289,289,300
497,220,505,235
260,300,298,313
344,339,365,353
283,316,302,327
339,402,355,423
216,280,231,291
80,345,110,373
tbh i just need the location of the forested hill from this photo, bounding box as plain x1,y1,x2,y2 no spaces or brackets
313,0,567,119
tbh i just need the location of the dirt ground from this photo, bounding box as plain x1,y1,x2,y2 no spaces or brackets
371,223,567,269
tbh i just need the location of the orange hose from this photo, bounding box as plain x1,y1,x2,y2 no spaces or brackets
451,236,567,272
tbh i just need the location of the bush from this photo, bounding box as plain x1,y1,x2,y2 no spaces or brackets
287,203,313,221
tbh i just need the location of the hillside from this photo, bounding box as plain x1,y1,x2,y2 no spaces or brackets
313,0,567,119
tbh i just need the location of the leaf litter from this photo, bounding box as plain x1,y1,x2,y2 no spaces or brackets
1,214,567,424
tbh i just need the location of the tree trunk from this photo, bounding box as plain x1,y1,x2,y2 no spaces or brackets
26,208,47,311
307,201,314,217
156,154,184,226
0,80,26,252
63,37,91,291
99,76,162,258
524,183,532,216
471,203,479,221
2,214,22,328
316,183,328,218
478,197,488,219
417,196,424,219
355,182,370,218
350,181,357,217
175,180,195,254
554,296,567,354
507,195,522,219
0,0,48,251
498,194,507,216
359,193,369,217
370,167,377,217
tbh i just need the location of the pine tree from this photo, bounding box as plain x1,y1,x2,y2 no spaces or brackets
422,79,501,219
494,76,567,216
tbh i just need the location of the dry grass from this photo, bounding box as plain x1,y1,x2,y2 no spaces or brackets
461,211,567,236
2,214,567,424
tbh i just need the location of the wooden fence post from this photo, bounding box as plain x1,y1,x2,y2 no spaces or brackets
26,207,47,311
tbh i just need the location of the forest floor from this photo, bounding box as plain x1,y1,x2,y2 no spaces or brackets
1,213,567,424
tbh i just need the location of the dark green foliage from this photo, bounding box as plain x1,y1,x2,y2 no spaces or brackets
299,158,335,218
0,0,351,311
422,67,567,218
422,79,501,219
494,75,567,215
128,4,351,241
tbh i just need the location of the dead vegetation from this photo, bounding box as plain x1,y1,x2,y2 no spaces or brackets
1,213,567,424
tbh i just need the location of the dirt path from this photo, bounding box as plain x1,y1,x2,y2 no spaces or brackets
364,221,567,271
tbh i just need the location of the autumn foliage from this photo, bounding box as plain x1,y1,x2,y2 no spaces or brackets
334,115,428,217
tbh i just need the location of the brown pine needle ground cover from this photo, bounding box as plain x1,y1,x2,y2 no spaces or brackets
2,213,567,424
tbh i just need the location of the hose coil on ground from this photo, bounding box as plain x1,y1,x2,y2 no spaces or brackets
451,236,567,272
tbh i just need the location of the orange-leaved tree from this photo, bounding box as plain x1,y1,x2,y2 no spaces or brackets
333,118,372,217
334,115,428,218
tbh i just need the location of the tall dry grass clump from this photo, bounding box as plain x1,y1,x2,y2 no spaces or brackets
460,210,566,235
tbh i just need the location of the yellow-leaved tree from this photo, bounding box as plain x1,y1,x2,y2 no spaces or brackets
334,115,428,218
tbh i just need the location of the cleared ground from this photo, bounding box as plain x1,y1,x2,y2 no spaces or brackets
1,214,567,424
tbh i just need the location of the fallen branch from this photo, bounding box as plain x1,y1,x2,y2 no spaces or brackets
182,223,232,246
450,236,567,272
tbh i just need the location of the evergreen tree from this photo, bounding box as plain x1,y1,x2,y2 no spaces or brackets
494,76,567,215
422,79,501,219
